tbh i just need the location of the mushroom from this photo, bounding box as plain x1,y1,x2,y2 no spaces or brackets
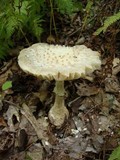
18,43,101,128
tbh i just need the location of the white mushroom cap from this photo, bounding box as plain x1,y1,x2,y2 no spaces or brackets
18,43,101,81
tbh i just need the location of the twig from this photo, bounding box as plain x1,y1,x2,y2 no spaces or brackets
49,0,58,38
19,28,30,46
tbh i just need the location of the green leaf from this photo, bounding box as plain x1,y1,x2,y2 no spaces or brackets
14,0,29,15
55,0,76,15
2,81,12,91
25,154,33,160
85,0,93,12
94,11,120,35
108,146,120,160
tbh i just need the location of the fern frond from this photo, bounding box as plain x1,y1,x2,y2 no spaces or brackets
25,0,44,40
94,11,120,35
108,146,120,160
14,0,29,15
6,14,20,39
28,0,45,15
29,16,43,40
55,0,75,15
82,0,93,30
0,3,22,39
0,0,45,59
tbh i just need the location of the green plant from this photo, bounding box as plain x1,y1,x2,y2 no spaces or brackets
49,0,82,39
0,0,44,59
0,0,80,58
2,81,12,91
0,0,83,59
54,0,81,15
94,11,120,35
25,154,32,160
0,0,91,59
81,0,93,30
108,146,120,160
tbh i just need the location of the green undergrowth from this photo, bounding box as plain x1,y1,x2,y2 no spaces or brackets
0,0,81,59
94,11,120,35
0,0,45,59
108,146,120,160
0,0,120,59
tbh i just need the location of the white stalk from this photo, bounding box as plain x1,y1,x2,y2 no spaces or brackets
48,81,69,128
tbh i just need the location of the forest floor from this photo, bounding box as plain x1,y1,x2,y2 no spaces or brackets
0,1,120,160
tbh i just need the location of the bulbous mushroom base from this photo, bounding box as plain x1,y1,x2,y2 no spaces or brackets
48,103,69,128
48,81,69,128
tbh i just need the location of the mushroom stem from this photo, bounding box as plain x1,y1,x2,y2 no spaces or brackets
48,81,69,127
54,81,65,96
53,81,65,108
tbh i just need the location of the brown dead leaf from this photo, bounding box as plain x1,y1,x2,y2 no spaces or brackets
6,105,20,132
0,132,14,153
0,117,7,127
105,75,120,93
21,103,54,153
18,115,38,150
9,151,26,160
21,103,49,141
27,143,43,160
76,82,99,97
112,58,120,75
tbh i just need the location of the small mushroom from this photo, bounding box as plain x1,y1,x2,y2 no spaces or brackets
18,43,101,128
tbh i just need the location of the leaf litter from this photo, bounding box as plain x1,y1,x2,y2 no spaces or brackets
0,3,120,160
0,51,119,160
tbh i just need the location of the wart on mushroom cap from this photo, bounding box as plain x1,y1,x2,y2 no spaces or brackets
18,43,101,127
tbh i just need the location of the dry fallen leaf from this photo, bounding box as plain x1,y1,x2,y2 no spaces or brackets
0,117,7,127
6,105,20,132
21,103,53,154
105,75,120,93
21,103,49,141
27,143,43,160
76,82,99,97
0,132,14,153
